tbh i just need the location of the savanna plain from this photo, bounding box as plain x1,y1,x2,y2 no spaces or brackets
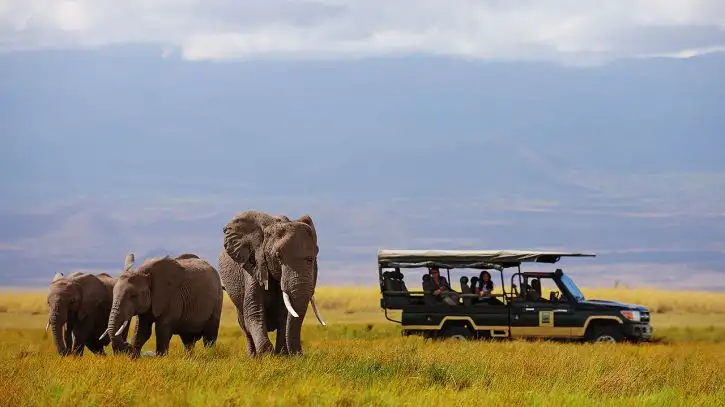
1,286,724,407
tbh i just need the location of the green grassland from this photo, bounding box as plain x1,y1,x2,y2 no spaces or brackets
1,286,725,406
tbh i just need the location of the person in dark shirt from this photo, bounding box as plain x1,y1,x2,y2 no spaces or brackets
427,267,459,306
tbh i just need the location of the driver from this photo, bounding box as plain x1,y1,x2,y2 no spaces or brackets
527,279,544,301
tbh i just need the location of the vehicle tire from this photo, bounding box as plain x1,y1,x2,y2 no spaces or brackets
441,326,473,341
588,325,625,343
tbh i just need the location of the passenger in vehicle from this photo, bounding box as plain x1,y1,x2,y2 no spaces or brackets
526,279,544,301
425,267,459,306
476,270,494,298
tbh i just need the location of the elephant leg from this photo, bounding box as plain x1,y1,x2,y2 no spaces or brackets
70,326,88,356
226,278,257,356
202,318,220,348
86,340,106,356
64,322,74,353
220,252,260,355
180,333,196,352
275,299,289,355
119,316,132,344
236,309,256,356
243,272,274,355
154,323,173,356
132,316,153,354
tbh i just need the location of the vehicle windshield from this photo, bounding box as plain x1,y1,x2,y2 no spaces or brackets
560,273,586,301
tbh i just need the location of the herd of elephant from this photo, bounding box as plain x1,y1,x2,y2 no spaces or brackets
44,210,327,358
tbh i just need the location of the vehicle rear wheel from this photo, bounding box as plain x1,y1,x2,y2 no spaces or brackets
588,325,624,343
441,326,473,340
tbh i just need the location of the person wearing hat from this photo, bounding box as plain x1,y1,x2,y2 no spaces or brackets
427,267,458,306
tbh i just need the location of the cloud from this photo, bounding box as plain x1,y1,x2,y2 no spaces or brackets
1,0,724,64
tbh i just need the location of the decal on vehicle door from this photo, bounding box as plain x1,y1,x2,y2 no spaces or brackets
539,310,554,327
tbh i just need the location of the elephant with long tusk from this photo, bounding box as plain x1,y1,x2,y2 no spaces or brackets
45,270,128,356
219,211,326,358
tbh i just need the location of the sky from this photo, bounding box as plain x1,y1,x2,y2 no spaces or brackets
1,1,724,290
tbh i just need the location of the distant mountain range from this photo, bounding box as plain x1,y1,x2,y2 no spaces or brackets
1,48,723,290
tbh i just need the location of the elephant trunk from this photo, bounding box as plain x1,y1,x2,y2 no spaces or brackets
283,285,313,355
108,299,131,354
49,311,68,356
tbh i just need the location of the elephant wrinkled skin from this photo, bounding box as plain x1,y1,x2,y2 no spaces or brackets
107,253,223,357
219,210,326,357
46,271,128,356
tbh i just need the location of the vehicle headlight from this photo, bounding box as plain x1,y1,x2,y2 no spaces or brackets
620,310,641,322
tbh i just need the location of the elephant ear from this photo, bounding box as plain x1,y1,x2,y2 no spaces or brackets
75,275,105,321
224,211,280,290
296,215,319,286
140,256,185,318
296,215,317,241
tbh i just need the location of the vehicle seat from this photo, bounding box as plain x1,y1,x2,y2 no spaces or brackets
470,276,480,302
422,274,436,305
381,270,410,309
383,270,408,293
460,276,472,306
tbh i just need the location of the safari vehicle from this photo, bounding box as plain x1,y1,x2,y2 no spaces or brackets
378,249,653,343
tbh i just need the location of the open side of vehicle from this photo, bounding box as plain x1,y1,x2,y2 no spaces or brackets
378,249,653,343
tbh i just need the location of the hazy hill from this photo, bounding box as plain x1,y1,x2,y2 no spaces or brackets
1,48,723,289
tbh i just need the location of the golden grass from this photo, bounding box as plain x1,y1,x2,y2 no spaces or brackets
4,285,725,316
1,286,725,406
311,285,725,315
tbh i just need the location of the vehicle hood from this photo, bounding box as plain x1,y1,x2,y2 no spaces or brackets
580,299,648,311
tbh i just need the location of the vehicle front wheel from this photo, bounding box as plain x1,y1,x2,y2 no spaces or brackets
441,326,473,341
588,325,625,343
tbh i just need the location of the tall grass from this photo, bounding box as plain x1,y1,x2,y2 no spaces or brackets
4,285,725,316
1,287,725,406
312,285,725,315
1,324,724,406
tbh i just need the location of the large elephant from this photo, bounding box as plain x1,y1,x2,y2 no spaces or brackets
45,271,128,356
107,253,223,357
220,210,326,357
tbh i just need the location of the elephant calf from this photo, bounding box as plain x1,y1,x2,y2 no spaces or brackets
46,271,128,356
107,253,223,357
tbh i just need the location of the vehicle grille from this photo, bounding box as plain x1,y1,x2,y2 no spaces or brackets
640,311,650,322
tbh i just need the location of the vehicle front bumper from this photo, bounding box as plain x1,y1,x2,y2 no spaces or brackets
624,323,653,340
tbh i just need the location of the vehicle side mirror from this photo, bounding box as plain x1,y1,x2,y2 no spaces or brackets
550,291,559,302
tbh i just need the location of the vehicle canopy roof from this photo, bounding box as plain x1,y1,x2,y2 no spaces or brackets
377,249,596,270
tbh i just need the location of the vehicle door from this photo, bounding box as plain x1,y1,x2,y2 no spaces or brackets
509,277,574,338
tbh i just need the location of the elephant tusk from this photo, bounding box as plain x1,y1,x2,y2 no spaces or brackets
45,321,50,333
99,329,109,341
115,320,129,337
310,296,326,326
282,291,299,318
